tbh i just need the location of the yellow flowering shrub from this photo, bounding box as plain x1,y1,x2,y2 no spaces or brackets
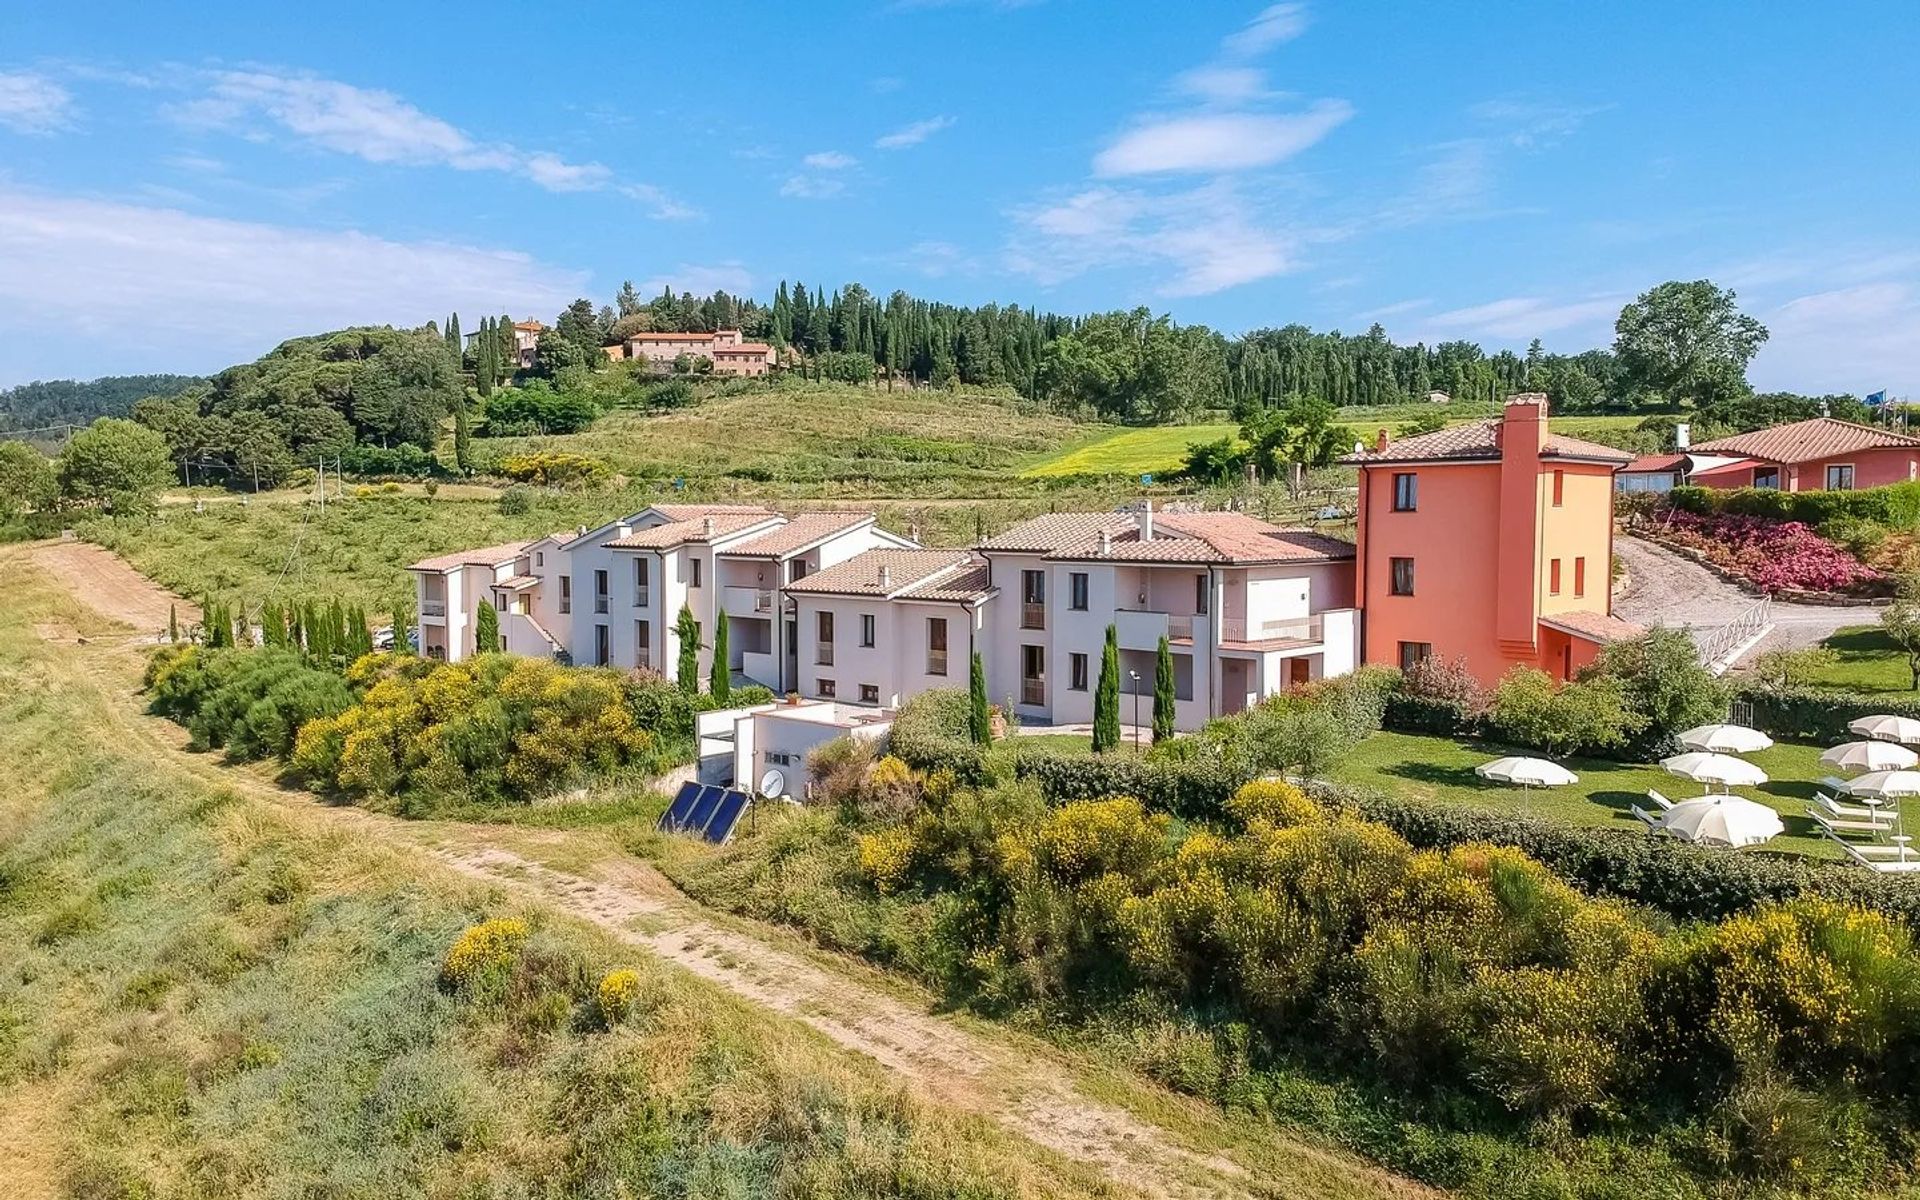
1465,965,1629,1117
596,968,649,1025
1226,778,1322,828
1032,797,1170,886
857,828,918,894
868,755,915,791
440,917,529,997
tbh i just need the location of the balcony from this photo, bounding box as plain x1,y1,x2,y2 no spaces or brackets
632,586,651,608
1114,607,1196,649
419,600,447,624
723,585,774,617
1219,614,1323,646
1021,602,1046,630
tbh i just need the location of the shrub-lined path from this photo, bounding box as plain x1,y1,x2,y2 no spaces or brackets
13,538,1427,1200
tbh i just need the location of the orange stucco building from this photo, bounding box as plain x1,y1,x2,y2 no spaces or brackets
1344,394,1641,686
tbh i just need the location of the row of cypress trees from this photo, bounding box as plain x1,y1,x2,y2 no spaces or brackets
1093,626,1177,751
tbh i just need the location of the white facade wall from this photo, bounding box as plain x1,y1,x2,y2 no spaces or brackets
734,705,893,800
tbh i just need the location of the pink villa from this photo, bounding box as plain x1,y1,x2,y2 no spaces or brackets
604,329,777,377
1345,394,1642,684
1684,417,1920,492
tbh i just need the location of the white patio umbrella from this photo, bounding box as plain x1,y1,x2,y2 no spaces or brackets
1475,756,1579,788
1848,715,1920,745
1661,751,1769,792
1677,723,1774,754
1843,770,1920,802
1655,795,1785,847
1821,741,1920,774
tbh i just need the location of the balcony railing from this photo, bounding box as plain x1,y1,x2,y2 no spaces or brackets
1219,614,1323,644
594,595,609,614
633,586,650,607
1021,602,1045,630
1021,679,1045,706
723,585,774,615
926,651,948,677
420,601,447,618
816,643,835,666
1114,607,1196,646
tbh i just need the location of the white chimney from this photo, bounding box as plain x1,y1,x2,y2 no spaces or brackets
1139,500,1154,541
1675,422,1691,450
1098,530,1112,556
614,522,631,538
877,564,892,590
703,516,716,537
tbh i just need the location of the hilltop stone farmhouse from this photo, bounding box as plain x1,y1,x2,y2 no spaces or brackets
603,329,777,376
411,393,1640,731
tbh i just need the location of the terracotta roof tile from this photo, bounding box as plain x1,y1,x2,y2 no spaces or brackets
1342,419,1634,465
1540,610,1645,644
1624,453,1688,473
900,562,995,602
1032,511,1355,565
606,512,778,549
727,512,875,557
407,539,533,572
644,503,775,522
978,512,1136,552
1689,417,1920,463
785,549,975,597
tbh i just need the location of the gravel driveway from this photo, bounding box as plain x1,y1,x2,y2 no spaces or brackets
1613,533,1884,660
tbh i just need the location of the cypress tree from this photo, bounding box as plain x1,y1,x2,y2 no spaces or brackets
674,604,700,695
393,596,414,656
259,601,277,648
1093,624,1120,753
1153,635,1176,744
476,340,496,397
446,311,461,357
969,651,991,746
453,394,474,474
710,610,730,702
475,599,499,654
496,312,515,376
168,603,178,644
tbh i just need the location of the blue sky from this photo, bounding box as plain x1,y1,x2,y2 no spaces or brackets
2,1,1917,395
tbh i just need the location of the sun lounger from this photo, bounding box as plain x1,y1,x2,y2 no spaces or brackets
1821,775,1857,797
1810,809,1891,838
1812,793,1895,825
1831,837,1920,873
1631,804,1664,830
1647,789,1675,811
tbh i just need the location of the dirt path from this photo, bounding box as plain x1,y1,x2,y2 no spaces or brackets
17,539,1428,1200
26,540,197,636
1615,533,1884,658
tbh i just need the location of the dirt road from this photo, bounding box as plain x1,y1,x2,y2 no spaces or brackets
17,539,1427,1200
27,540,197,636
1614,533,1884,658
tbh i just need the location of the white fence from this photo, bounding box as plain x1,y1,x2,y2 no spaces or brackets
1694,597,1772,673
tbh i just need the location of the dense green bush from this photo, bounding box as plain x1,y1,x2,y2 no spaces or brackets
1307,780,1920,925
888,689,994,784
1590,626,1731,755
482,380,600,435
338,442,443,479
1668,480,1920,529
1736,684,1920,743
1487,666,1644,756
144,645,354,761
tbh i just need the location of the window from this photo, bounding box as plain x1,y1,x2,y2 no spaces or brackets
1827,464,1856,491
1574,556,1587,598
1389,557,1415,596
1195,574,1210,615
1021,570,1045,629
535,551,544,567
766,751,794,767
1069,652,1089,691
633,558,649,606
1392,472,1418,512
559,575,571,614
1021,644,1045,706
1552,469,1565,506
859,684,879,704
1069,572,1089,611
790,558,809,582
1398,641,1432,671
816,611,834,665
689,557,702,588
1549,558,1562,595
817,678,836,698
594,624,609,667
1754,467,1780,490
926,618,948,676
860,613,876,648
594,569,609,614
635,620,651,668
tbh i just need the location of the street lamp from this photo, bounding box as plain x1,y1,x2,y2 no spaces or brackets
1127,669,1142,753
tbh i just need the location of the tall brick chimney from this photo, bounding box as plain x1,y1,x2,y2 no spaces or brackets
1494,393,1549,658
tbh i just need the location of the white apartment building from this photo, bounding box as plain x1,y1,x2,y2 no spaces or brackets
410,503,1359,734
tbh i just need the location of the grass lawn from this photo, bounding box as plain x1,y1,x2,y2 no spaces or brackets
1022,424,1236,479
1808,625,1919,695
1329,730,1844,859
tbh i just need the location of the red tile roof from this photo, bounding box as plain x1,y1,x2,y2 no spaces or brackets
606,512,779,549
1540,610,1645,644
627,332,728,342
1341,419,1635,465
726,512,875,558
979,512,1137,553
644,503,776,522
407,539,533,573
1031,511,1354,565
901,562,995,602
1688,417,1920,464
784,549,976,597
1624,453,1688,474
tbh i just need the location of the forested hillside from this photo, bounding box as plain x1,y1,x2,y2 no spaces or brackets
0,374,204,433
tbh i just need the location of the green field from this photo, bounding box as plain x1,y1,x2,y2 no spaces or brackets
1328,730,1840,858
1807,626,1917,695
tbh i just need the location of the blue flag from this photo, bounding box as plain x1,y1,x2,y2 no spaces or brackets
1867,390,1888,407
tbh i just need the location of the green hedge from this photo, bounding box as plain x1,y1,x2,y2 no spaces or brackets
1305,780,1920,925
1668,480,1920,528
887,689,994,784
1735,685,1920,744
1013,752,1255,821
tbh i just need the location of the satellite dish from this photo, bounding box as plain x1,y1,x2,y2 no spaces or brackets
758,769,786,798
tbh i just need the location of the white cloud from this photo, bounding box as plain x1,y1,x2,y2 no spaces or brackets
1353,298,1431,321
637,263,755,298
1174,65,1275,105
0,70,75,134
1093,101,1352,176
1755,282,1920,396
0,186,584,380
1220,3,1310,58
803,150,858,169
875,115,956,149
779,173,847,199
1419,294,1627,340
1008,181,1296,296
176,69,692,216
898,240,970,278
1469,98,1610,147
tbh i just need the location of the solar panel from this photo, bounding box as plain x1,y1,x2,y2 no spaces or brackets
658,781,702,832
685,785,725,834
703,790,751,844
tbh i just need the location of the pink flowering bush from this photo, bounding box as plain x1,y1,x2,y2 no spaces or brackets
1657,511,1888,595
